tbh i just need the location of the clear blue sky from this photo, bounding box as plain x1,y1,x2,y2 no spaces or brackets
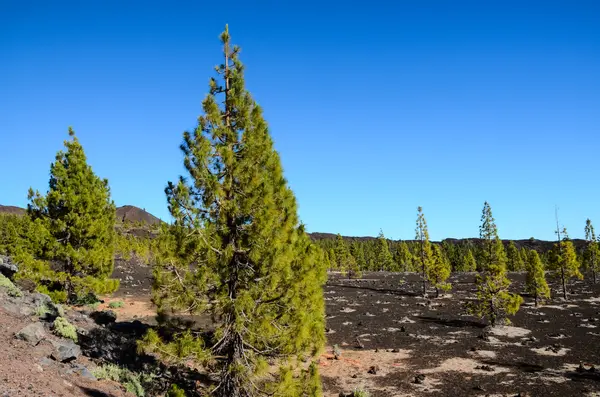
1,1,599,241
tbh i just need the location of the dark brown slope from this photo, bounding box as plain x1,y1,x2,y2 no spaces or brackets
0,204,162,226
0,205,26,216
115,205,162,225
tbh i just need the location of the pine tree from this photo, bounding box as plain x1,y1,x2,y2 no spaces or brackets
350,242,366,271
468,202,522,326
375,230,394,271
428,244,452,297
395,241,414,272
333,234,359,277
584,219,599,283
23,128,118,302
463,249,477,272
142,27,325,396
525,250,550,307
328,248,337,270
549,227,582,300
415,207,433,296
506,241,524,271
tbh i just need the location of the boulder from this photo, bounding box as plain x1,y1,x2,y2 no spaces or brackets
15,322,46,346
0,255,18,279
51,339,81,362
67,363,96,380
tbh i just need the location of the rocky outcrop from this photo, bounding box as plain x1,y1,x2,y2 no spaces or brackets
15,322,46,346
51,339,81,362
0,255,18,279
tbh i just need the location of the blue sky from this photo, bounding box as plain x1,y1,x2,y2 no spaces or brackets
1,1,599,241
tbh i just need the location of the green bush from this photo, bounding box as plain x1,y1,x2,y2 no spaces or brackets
92,364,148,397
167,384,186,397
53,317,77,341
0,273,22,297
108,300,124,309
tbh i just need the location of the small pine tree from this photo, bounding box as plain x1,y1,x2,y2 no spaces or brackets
428,244,452,297
375,230,394,271
468,202,523,326
584,219,599,283
23,128,118,302
549,227,582,300
506,241,524,271
415,207,433,296
463,249,477,272
525,250,550,307
142,27,325,396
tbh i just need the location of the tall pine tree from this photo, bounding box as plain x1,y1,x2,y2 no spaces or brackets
468,202,522,325
415,207,433,296
142,27,325,396
584,219,599,283
24,128,118,302
375,230,394,271
550,226,582,300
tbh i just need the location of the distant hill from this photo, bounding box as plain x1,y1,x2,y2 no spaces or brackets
0,204,163,226
115,205,162,225
0,205,26,216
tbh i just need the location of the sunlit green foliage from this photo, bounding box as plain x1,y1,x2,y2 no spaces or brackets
525,250,550,306
0,273,22,297
20,128,118,302
584,219,599,283
506,241,524,271
549,228,582,300
92,364,152,397
468,202,522,326
463,249,477,272
415,207,433,296
142,26,325,396
374,230,394,272
53,316,78,341
428,244,452,297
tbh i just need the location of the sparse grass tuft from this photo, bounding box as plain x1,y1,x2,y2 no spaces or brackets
53,317,78,341
108,300,124,309
0,273,22,297
352,388,371,397
34,303,51,317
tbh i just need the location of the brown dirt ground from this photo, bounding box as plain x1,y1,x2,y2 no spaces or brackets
0,301,134,397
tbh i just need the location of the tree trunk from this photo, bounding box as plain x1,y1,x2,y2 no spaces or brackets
216,332,249,397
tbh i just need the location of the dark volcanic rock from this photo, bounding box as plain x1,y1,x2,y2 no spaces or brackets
0,255,18,279
51,339,81,362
